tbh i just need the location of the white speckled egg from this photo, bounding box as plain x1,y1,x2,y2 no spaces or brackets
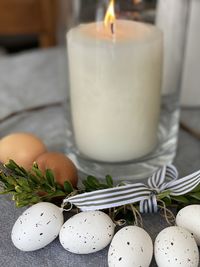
59,211,115,254
176,205,200,246
155,226,199,267
108,226,153,267
11,202,64,251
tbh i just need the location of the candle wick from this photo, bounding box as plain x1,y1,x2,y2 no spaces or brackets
111,23,115,35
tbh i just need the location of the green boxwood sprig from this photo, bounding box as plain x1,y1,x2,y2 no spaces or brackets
1,160,200,225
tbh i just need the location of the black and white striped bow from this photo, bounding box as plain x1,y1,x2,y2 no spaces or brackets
63,165,200,214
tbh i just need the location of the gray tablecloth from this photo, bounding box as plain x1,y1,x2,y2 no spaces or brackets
0,48,199,267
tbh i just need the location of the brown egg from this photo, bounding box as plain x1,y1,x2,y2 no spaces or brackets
35,152,78,187
0,133,47,169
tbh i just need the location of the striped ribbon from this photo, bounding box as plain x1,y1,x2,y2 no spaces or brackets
63,165,200,213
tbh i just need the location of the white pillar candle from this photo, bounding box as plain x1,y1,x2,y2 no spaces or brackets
67,20,163,162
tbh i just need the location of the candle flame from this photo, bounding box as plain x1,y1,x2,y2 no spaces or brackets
133,0,142,4
104,0,116,28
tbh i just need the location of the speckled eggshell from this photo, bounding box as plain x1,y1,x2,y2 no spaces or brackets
176,205,200,246
154,226,199,267
108,226,153,267
59,211,115,254
11,202,64,251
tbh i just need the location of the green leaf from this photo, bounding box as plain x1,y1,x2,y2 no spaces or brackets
45,169,55,187
162,196,172,206
14,168,27,177
98,183,109,189
106,175,113,188
0,178,8,188
191,184,200,193
17,177,29,187
6,160,27,177
56,184,63,190
17,178,32,192
49,190,66,197
82,180,92,191
16,200,31,208
64,181,74,193
6,176,17,186
0,189,14,194
28,173,40,184
86,176,100,188
14,192,32,200
29,196,40,203
0,173,9,183
31,166,43,178
157,190,171,200
5,160,18,170
39,183,53,192
188,192,200,201
171,195,190,204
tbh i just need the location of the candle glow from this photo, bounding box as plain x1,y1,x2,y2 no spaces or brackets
104,0,116,28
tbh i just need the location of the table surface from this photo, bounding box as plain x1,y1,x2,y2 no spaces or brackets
0,48,199,267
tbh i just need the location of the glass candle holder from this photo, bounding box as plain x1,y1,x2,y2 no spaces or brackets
65,0,190,181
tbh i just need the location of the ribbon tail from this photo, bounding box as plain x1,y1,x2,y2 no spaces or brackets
63,183,151,211
166,170,200,196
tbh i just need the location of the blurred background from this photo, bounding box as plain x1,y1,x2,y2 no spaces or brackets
0,0,199,105
0,0,157,54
